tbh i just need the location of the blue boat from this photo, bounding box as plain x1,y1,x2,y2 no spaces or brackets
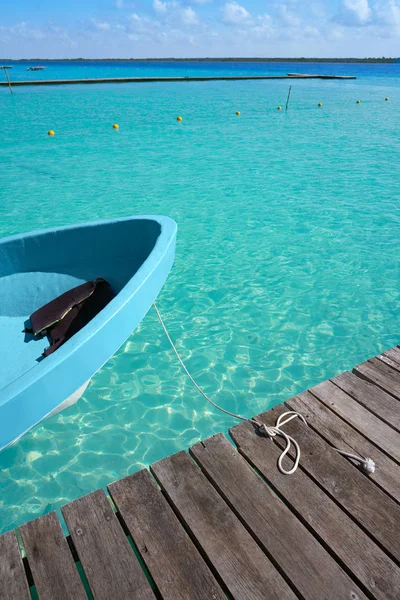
0,216,177,451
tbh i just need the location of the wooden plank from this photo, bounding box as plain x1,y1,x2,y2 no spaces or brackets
381,347,400,364
377,348,400,372
308,380,400,462
354,359,400,399
151,450,297,600
385,347,400,363
286,391,400,503
108,469,225,600
62,489,154,600
262,405,400,563
20,511,86,600
190,433,367,600
332,371,400,433
0,530,31,600
230,418,400,600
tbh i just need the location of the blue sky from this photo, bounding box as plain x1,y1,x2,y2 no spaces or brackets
0,0,399,58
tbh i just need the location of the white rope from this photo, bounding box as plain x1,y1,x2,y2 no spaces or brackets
153,301,251,422
153,302,376,476
254,412,308,475
335,450,375,474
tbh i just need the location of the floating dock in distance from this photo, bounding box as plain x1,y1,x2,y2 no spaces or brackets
0,73,356,87
287,73,356,79
1,343,399,599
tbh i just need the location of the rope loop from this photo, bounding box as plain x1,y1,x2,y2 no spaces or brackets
253,411,307,475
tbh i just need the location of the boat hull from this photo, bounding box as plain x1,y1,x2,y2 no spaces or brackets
3,380,91,450
0,216,176,451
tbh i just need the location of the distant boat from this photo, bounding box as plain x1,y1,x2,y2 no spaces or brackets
0,215,177,451
27,66,46,71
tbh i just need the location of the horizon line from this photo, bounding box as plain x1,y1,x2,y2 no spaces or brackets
1,57,399,62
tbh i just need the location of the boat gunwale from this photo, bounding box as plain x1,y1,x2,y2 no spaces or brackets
0,214,177,405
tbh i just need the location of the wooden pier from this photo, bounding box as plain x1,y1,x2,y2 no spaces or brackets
0,73,356,88
1,344,400,599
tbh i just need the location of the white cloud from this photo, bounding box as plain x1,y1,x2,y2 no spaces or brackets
277,5,302,27
221,2,251,25
153,0,168,14
7,22,46,40
5,0,400,59
181,7,199,25
374,0,400,24
372,0,400,36
0,21,74,47
92,21,111,31
336,0,371,25
115,0,137,8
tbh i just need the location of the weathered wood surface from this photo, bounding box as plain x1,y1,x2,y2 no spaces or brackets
286,391,400,503
308,379,400,462
230,419,400,600
0,530,31,600
20,511,86,600
190,433,366,600
3,343,400,600
354,358,400,399
270,404,400,559
332,371,400,433
62,489,155,600
151,450,296,600
265,405,400,563
108,468,225,600
377,347,400,372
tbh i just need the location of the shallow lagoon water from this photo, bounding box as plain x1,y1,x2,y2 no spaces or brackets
1,62,400,533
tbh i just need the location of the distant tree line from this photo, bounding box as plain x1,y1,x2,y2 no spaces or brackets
2,57,398,63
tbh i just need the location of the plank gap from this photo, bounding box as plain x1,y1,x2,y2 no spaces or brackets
189,446,307,600
287,386,400,505
330,372,400,434
126,534,164,600
22,556,34,588
151,470,235,600
231,440,381,600
96,487,161,594
66,533,80,563
270,435,400,567
353,361,400,401
305,389,400,467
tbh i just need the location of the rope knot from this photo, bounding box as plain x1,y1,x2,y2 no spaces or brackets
253,411,307,475
360,457,376,474
255,422,276,439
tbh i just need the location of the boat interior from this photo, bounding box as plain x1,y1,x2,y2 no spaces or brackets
0,219,161,392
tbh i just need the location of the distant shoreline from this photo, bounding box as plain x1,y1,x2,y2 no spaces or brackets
1,57,398,64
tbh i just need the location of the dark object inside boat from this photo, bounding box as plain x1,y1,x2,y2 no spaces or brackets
24,278,115,357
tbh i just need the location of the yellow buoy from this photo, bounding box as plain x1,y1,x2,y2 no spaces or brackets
385,97,389,101
48,130,55,136
356,100,361,104
318,103,323,107
113,124,119,129
236,111,240,115
177,116,182,122
277,106,282,111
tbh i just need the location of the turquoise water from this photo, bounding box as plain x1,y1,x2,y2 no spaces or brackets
1,62,400,534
